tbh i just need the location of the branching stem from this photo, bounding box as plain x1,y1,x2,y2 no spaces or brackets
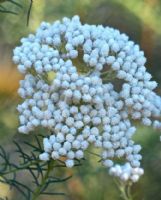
114,179,133,200
31,161,53,200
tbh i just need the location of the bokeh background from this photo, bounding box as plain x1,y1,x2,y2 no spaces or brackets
0,0,161,199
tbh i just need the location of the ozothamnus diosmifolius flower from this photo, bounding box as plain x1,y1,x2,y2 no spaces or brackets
13,15,161,183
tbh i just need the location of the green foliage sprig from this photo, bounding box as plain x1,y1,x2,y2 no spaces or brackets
0,0,33,25
0,135,75,200
0,0,22,15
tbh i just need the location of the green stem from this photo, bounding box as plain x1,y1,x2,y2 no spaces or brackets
31,161,53,200
101,70,111,76
1,160,67,176
2,160,41,175
86,150,101,157
120,185,131,200
127,183,133,200
114,179,133,200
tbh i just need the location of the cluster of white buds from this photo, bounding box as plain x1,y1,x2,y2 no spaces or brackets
13,16,161,182
109,163,144,182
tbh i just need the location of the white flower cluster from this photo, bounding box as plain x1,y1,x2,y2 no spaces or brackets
109,163,144,182
13,16,161,182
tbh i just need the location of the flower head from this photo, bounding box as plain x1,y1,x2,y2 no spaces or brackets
13,15,161,182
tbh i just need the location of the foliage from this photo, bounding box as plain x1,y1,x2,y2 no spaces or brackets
0,0,32,25
0,135,72,200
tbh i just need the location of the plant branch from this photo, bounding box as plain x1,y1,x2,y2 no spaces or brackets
31,161,53,200
114,179,133,200
27,0,33,26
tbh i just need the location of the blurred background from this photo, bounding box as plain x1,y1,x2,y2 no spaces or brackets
0,0,161,199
